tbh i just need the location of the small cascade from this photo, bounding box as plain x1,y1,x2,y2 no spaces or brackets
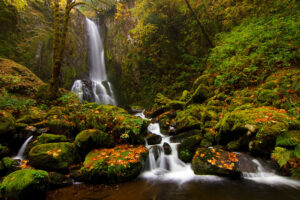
135,112,222,184
13,135,33,160
71,18,116,105
243,158,300,188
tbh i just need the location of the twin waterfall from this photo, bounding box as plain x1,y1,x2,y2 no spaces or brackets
71,18,116,105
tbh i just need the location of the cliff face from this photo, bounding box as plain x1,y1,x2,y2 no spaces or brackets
0,0,88,89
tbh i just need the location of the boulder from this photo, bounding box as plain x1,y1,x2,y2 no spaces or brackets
178,135,202,163
192,148,241,177
0,144,10,158
80,145,148,183
163,143,172,155
75,129,114,155
29,142,75,171
0,157,20,176
48,172,72,190
146,134,162,145
0,110,15,136
0,169,49,200
187,84,211,105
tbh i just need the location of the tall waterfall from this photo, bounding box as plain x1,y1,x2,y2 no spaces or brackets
71,18,116,105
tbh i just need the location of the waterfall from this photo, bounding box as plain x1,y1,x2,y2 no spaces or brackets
13,136,33,160
71,18,116,105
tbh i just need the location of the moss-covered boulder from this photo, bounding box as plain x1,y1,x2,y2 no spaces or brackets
275,130,300,148
192,148,241,177
48,118,75,137
217,106,297,155
0,144,10,158
178,135,202,163
28,142,75,171
48,172,72,190
75,129,114,155
0,169,49,200
170,129,202,143
0,58,44,96
80,145,148,183
0,157,20,176
174,105,203,133
27,133,68,153
0,110,15,137
86,105,149,144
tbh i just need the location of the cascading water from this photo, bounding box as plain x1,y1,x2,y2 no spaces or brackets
13,135,33,160
71,18,116,105
135,112,300,187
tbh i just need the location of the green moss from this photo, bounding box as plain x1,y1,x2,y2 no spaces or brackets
0,157,20,176
48,118,75,137
187,84,211,104
0,169,49,200
276,131,300,147
75,129,114,155
16,107,47,124
29,142,75,171
0,110,15,135
0,144,10,158
271,147,294,167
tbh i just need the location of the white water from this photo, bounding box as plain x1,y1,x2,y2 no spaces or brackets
135,112,300,187
13,135,33,160
71,18,116,105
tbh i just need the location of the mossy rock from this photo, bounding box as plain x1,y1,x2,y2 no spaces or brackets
27,133,68,153
86,105,149,144
192,74,212,90
48,118,75,137
170,129,202,143
0,144,10,158
48,172,72,190
163,142,172,155
0,169,49,200
192,148,241,177
16,107,47,124
0,157,20,176
174,105,203,133
80,145,148,183
29,142,75,171
0,110,15,136
178,135,202,163
217,106,296,156
75,129,114,156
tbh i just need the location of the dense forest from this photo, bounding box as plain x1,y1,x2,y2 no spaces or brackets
0,0,299,199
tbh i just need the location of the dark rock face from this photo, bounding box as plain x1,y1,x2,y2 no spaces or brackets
146,134,162,145
163,142,172,155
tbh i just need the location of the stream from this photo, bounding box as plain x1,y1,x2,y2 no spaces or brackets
47,112,300,200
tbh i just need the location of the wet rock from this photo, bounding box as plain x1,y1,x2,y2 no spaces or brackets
163,143,172,155
150,145,162,161
48,172,73,190
145,107,167,118
146,134,162,145
1,169,49,200
192,148,241,177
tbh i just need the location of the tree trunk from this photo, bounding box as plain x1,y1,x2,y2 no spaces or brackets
50,0,61,99
184,0,214,48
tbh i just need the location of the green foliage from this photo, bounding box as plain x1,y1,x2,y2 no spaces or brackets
271,147,294,167
208,13,300,90
0,89,35,111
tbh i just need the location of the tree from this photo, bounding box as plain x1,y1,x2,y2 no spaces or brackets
3,0,27,11
183,0,214,48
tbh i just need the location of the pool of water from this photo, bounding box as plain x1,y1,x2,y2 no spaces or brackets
47,177,300,200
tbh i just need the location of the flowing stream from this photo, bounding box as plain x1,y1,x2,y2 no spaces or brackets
71,18,116,105
47,112,300,199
